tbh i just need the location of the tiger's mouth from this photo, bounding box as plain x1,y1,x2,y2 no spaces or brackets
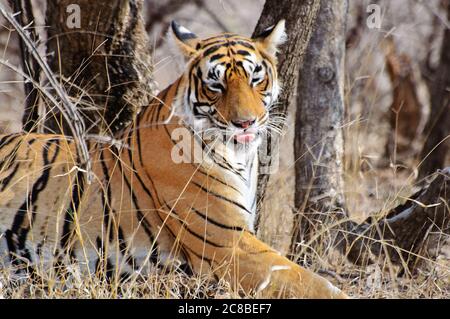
232,128,258,144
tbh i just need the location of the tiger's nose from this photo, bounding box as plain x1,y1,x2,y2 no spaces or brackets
231,118,256,129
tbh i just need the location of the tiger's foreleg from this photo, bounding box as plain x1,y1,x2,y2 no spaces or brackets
192,231,348,299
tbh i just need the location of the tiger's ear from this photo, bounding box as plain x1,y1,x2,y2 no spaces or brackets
253,20,287,56
169,21,200,58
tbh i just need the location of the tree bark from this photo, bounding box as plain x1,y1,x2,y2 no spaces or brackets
44,0,155,135
287,0,450,269
292,0,348,251
418,1,450,179
252,0,321,218
339,167,450,268
8,0,41,132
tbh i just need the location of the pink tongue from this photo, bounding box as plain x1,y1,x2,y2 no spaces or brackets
235,133,255,144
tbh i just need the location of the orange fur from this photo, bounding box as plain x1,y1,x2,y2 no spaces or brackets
0,23,347,298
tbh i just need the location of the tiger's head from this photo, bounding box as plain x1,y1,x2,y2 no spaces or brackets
170,20,286,148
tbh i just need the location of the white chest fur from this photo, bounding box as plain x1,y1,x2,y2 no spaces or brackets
213,141,259,231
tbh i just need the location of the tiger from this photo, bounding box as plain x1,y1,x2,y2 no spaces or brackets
0,20,347,298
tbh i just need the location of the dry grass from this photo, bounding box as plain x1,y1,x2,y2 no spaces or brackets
0,266,236,299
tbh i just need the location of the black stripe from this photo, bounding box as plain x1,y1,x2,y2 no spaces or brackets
100,149,141,272
207,69,218,81
203,44,223,57
182,245,219,282
118,226,138,268
5,229,17,265
209,150,246,178
0,163,20,191
0,140,20,172
210,83,225,92
154,88,170,124
244,58,255,66
127,133,160,208
60,149,85,260
144,100,158,124
0,136,22,178
192,181,251,214
160,124,244,197
190,207,245,232
181,126,245,180
237,50,250,56
193,101,214,108
130,129,194,269
183,244,214,265
178,263,193,276
0,134,20,149
127,131,192,267
99,150,114,243
196,169,243,196
235,61,248,78
236,41,255,50
209,53,225,62
10,138,61,265
114,144,158,264
192,71,200,104
201,40,226,50
164,201,227,248
262,77,269,91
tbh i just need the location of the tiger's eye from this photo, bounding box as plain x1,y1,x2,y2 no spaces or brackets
208,83,225,93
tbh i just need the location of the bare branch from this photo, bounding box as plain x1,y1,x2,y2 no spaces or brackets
0,4,92,182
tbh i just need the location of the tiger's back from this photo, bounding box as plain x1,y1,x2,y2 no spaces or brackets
0,118,181,275
0,134,81,268
0,85,254,277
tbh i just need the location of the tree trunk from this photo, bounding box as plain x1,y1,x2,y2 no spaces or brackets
252,0,321,219
8,0,41,132
291,0,348,252
44,0,155,135
340,167,450,268
418,1,450,179
286,0,449,269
